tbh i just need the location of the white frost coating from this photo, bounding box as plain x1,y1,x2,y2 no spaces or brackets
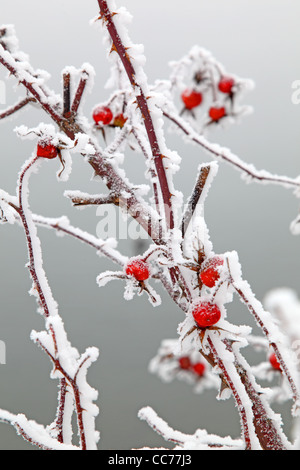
196,162,219,213
0,409,79,450
32,213,127,266
0,189,17,224
138,406,244,450
161,106,300,193
227,251,300,414
17,156,99,449
0,42,61,109
99,1,184,226
290,213,300,235
264,289,300,336
18,157,61,321
207,331,262,450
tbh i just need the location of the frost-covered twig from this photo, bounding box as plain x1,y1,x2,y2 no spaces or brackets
0,409,79,451
138,406,244,450
162,107,300,193
13,154,100,450
64,190,119,207
0,96,35,120
0,33,163,243
226,253,300,414
98,0,175,231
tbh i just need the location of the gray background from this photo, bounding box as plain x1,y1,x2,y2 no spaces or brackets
0,0,299,450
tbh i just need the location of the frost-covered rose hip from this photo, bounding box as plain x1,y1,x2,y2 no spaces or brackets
218,77,235,94
178,356,192,370
200,257,224,288
192,301,221,328
209,106,226,122
37,142,58,159
269,353,282,372
192,362,206,377
181,89,203,110
125,258,150,282
93,106,113,125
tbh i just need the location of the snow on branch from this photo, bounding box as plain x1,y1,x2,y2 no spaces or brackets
10,154,100,450
138,406,244,450
0,409,79,451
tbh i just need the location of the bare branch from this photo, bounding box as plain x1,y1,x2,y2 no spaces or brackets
181,164,211,237
64,190,119,207
162,107,300,192
63,72,71,118
0,96,35,120
98,0,175,230
71,70,89,115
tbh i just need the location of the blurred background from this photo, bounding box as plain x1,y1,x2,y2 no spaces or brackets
0,0,299,450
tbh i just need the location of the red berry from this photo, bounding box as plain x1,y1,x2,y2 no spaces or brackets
218,77,235,94
178,356,192,370
209,106,226,122
93,106,113,125
125,259,150,282
181,89,203,110
192,301,221,329
113,113,128,128
192,362,206,377
200,257,224,288
269,353,281,372
36,142,58,159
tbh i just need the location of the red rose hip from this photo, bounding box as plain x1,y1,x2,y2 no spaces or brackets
178,356,192,370
269,353,281,372
218,77,235,94
93,106,113,125
37,142,58,159
192,362,206,377
181,89,203,110
209,106,226,122
200,257,224,288
192,301,221,328
125,259,150,282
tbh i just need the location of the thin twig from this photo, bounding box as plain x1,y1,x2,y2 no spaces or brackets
0,96,35,120
63,72,71,118
162,107,300,191
181,165,211,238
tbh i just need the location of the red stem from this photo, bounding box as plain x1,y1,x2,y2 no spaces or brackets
98,0,174,230
206,336,252,449
0,96,35,120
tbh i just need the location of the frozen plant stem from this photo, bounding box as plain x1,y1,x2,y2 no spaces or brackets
98,0,175,230
16,155,98,450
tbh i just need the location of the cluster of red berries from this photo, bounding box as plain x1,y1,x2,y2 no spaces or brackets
178,356,206,377
181,76,235,122
92,105,127,128
125,258,150,282
200,256,224,288
36,142,58,159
